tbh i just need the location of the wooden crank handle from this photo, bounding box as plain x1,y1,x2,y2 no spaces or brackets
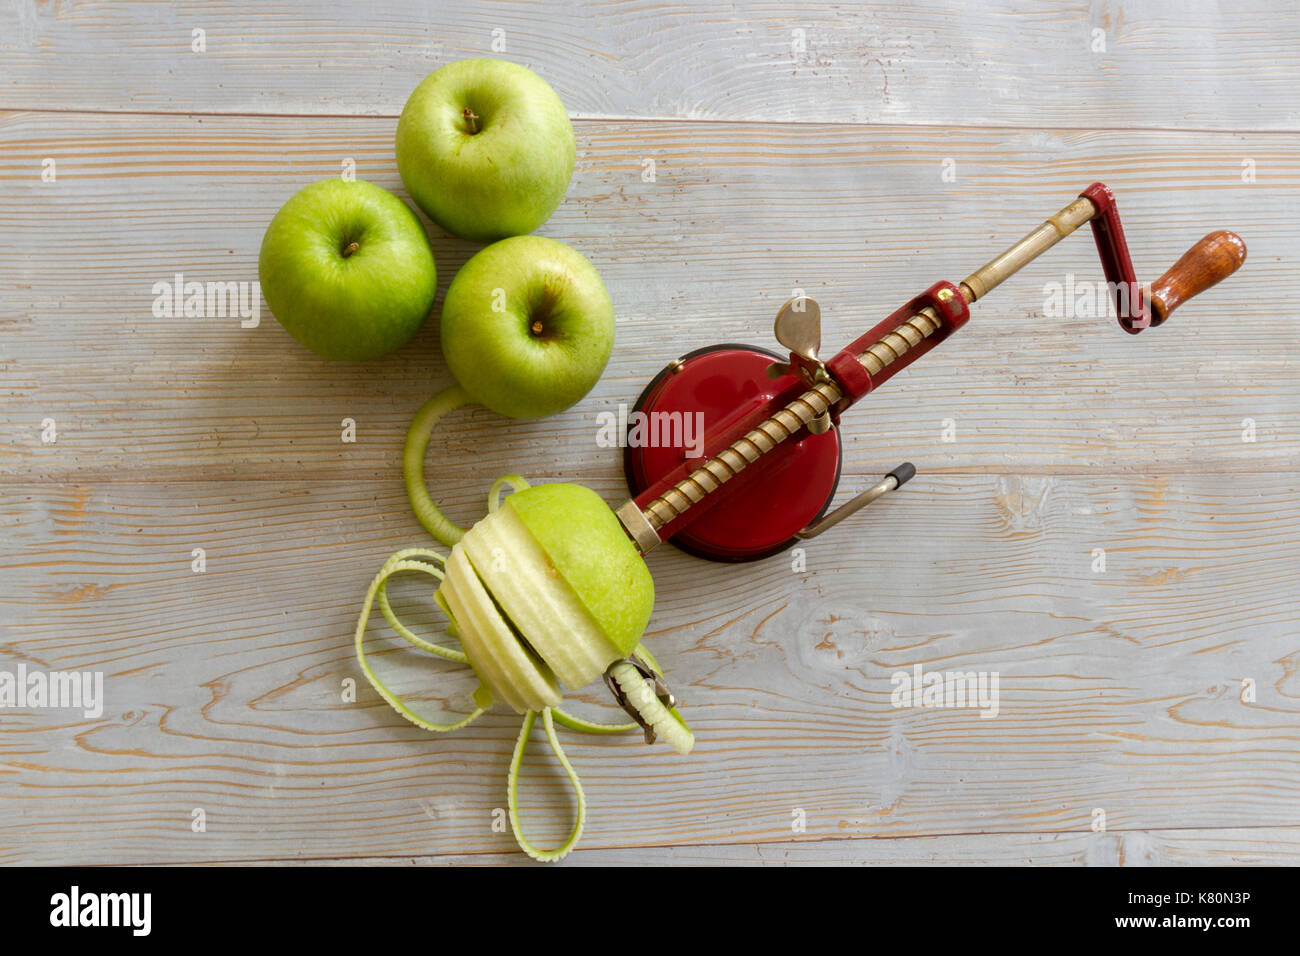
1147,230,1247,326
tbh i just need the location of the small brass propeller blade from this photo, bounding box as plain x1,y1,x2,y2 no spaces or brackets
774,296,821,363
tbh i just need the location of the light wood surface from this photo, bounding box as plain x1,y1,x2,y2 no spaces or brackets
3,1,1299,130
1,1,1297,866
247,827,1300,866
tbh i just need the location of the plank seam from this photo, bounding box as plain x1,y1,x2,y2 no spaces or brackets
2,106,1298,136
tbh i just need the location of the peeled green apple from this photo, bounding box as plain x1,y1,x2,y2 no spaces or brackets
440,235,614,419
258,178,437,361
352,473,690,861
396,58,576,242
440,483,653,705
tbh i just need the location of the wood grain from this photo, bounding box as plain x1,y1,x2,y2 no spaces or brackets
1,1,1299,130
2,112,1294,486
249,828,1300,866
1,474,1296,864
3,0,1297,867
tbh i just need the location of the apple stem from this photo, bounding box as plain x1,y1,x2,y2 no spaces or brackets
530,319,544,336
463,107,480,134
342,241,360,258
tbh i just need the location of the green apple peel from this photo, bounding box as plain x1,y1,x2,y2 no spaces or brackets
357,403,692,861
403,385,473,546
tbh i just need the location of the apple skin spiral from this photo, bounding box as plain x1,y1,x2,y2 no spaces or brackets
352,469,694,862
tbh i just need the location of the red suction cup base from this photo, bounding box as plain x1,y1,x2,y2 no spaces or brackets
623,344,842,562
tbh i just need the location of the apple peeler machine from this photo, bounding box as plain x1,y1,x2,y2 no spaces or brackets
613,183,1247,564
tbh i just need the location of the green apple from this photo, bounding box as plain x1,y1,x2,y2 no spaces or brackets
504,483,651,657
258,178,437,361
437,483,654,711
440,235,614,419
395,58,576,242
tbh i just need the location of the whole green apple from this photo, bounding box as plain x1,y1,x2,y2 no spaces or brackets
396,58,576,242
258,178,437,361
440,235,614,419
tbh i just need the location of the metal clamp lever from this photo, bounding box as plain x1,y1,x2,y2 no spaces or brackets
602,655,678,745
795,462,916,539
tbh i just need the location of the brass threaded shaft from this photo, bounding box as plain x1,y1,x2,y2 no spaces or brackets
644,381,842,530
642,308,951,531
858,306,943,376
642,306,947,531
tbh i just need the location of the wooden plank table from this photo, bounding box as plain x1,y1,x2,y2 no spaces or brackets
2,1,1297,866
